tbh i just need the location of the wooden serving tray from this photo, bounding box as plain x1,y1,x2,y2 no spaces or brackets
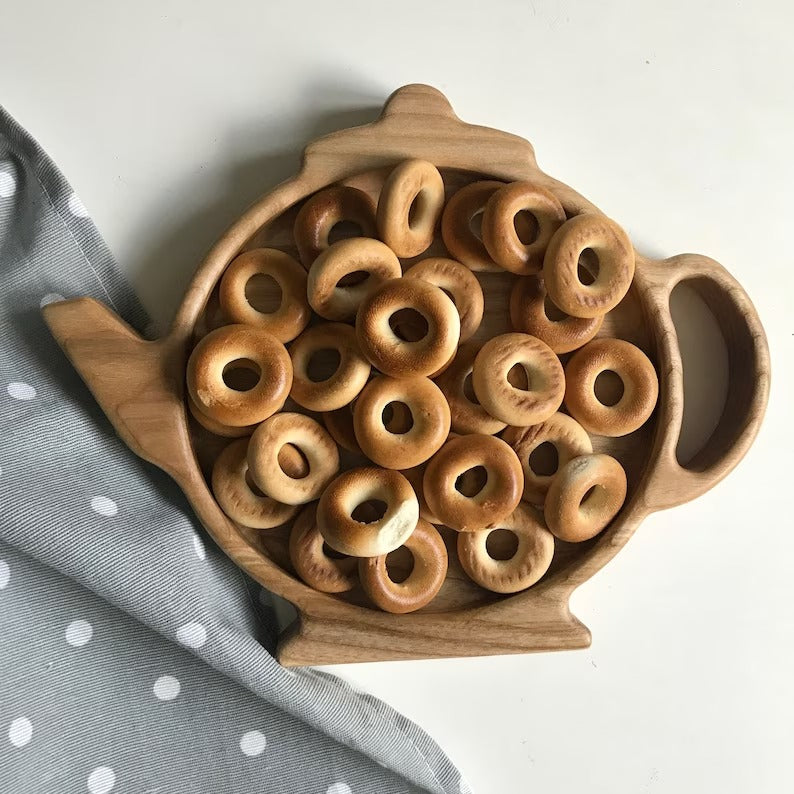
42,85,770,666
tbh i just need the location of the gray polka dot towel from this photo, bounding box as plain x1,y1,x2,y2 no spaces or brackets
0,105,468,794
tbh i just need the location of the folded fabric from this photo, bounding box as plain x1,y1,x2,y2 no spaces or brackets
0,105,469,794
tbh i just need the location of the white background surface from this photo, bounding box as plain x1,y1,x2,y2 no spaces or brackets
2,2,792,792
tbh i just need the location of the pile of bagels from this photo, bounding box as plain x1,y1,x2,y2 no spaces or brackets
186,159,659,614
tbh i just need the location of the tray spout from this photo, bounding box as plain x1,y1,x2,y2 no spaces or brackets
42,297,193,483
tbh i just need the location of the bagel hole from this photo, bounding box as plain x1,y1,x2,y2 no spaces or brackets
244,469,266,497
244,273,282,313
455,465,488,497
337,269,370,288
507,363,530,391
594,370,625,406
222,358,261,391
352,499,388,523
328,220,363,245
577,249,600,285
306,348,341,382
389,308,429,342
385,545,415,583
382,401,414,434
322,541,348,560
469,210,485,240
486,528,519,560
278,444,310,479
514,210,540,245
543,296,569,322
529,442,559,476
462,372,481,405
408,191,426,229
580,485,601,509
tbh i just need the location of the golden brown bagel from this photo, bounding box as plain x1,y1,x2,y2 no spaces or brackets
359,519,448,613
211,439,298,529
544,454,627,542
355,278,460,378
288,504,357,593
481,181,566,275
423,434,523,532
307,237,401,321
219,248,310,342
457,503,555,593
317,467,419,556
187,324,292,427
472,333,565,426
288,322,370,412
353,375,450,469
376,159,445,258
564,338,658,436
543,214,635,319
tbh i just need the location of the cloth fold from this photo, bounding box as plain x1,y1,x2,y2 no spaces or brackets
0,104,468,794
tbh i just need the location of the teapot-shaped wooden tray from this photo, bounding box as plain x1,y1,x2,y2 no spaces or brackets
42,84,770,666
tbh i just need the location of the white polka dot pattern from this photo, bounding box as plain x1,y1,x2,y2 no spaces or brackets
7,382,36,400
239,730,267,756
153,675,181,701
90,496,118,517
176,622,207,649
0,170,16,198
8,717,32,748
68,192,89,218
87,766,115,794
65,619,93,647
40,293,65,308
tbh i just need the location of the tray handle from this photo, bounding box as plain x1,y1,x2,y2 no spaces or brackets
640,254,770,511
300,83,539,182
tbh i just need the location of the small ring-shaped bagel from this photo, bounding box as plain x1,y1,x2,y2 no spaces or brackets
376,159,445,258
247,413,339,505
544,454,627,542
187,394,256,438
510,275,603,354
187,324,292,426
501,412,593,504
322,404,363,455
356,278,460,378
289,322,371,411
441,180,505,272
211,439,299,528
404,257,484,342
218,248,310,342
353,375,450,469
317,467,419,557
423,434,523,532
543,214,635,318
288,505,357,593
434,342,507,435
457,503,555,593
308,237,401,321
481,181,566,275
564,338,659,436
472,333,565,426
294,185,377,268
359,520,448,613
